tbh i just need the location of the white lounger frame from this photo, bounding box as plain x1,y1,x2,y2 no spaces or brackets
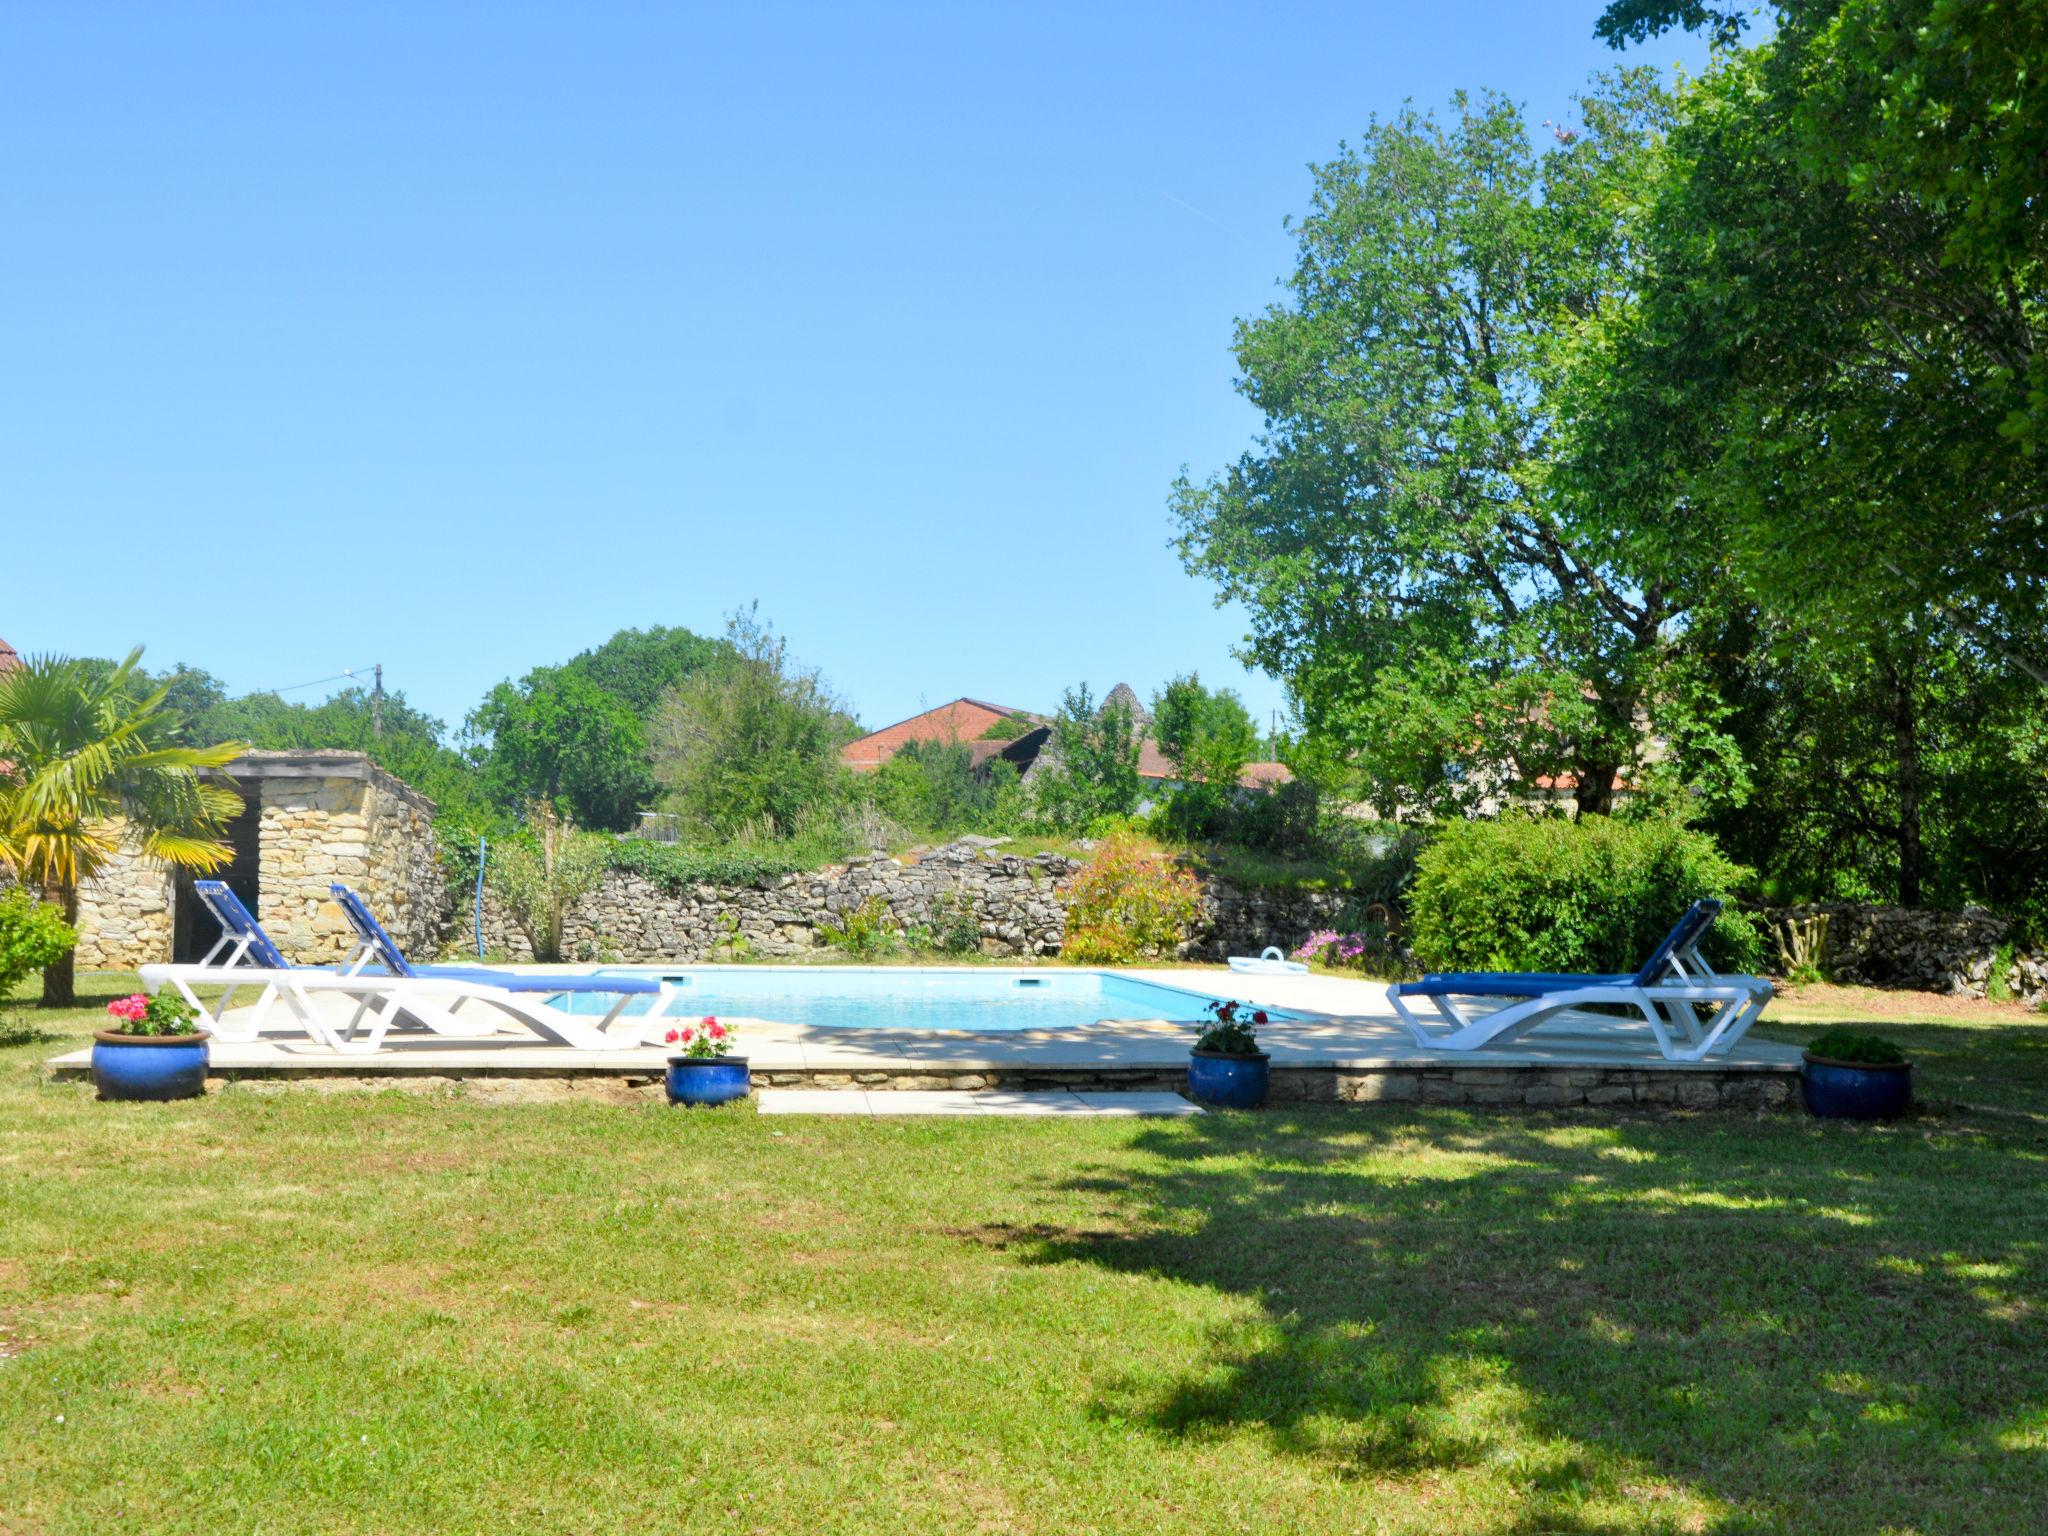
140,953,676,1056
1386,976,1772,1062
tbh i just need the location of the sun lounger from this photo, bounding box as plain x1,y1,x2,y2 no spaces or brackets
139,882,673,1055
1385,899,1771,1062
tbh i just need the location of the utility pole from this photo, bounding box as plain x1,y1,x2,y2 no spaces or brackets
372,663,384,738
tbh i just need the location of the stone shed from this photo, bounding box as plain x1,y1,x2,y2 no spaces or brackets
72,750,442,970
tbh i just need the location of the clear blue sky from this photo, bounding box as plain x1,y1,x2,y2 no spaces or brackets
1,2,1700,738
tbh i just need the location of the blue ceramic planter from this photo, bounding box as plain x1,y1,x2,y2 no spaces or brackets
92,1030,209,1102
665,1055,750,1107
1188,1049,1270,1109
1801,1054,1913,1120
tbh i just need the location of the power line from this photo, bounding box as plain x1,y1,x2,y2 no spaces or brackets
265,663,380,696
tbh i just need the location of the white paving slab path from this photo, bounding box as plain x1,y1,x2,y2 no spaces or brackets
756,1089,1204,1117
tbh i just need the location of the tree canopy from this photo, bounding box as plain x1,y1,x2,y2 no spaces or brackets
1175,72,1731,818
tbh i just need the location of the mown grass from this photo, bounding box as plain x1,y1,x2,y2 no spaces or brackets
1,976,2044,1533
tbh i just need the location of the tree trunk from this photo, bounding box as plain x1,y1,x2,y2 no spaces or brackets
1889,662,1925,907
39,884,79,1009
1573,761,1618,818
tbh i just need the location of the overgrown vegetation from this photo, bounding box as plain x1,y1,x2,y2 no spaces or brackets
1408,815,1763,976
1061,831,1205,964
483,802,607,963
0,888,74,1000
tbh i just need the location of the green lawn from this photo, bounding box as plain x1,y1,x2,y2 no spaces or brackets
2,977,2044,1534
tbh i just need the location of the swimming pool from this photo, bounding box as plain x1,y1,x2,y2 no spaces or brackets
550,967,1282,1033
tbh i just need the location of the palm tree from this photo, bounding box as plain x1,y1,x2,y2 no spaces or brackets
0,649,248,1006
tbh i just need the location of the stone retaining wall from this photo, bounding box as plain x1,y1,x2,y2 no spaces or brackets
1765,902,2048,1003
471,838,1359,965
178,1062,1797,1112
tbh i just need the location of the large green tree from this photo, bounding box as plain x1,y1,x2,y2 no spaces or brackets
467,669,650,832
1029,684,1142,832
1174,73,1732,817
1587,0,2048,685
1150,674,1259,840
649,610,858,839
464,626,730,831
0,650,246,1005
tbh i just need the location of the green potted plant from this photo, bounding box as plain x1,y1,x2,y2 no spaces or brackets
1800,1028,1913,1119
93,991,208,1102
1188,999,1270,1108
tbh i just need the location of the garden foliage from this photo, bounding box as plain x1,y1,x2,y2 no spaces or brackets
1407,816,1762,976
0,889,75,1000
1060,832,1204,964
485,803,608,963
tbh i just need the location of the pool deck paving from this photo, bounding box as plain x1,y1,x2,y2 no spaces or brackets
50,966,1806,1111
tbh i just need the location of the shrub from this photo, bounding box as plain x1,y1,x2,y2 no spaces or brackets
821,895,900,959
920,891,983,956
486,803,608,963
1060,832,1205,964
606,838,814,892
1806,1029,1908,1066
1408,815,1763,975
0,889,76,1000
1293,924,1410,980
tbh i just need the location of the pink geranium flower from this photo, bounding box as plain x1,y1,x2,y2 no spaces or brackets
106,994,149,1023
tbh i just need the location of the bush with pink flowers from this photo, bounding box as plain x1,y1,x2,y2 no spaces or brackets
1292,924,1410,980
662,1014,735,1059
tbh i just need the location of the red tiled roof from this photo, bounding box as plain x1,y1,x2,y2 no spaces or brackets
0,636,17,673
840,698,1040,770
1136,738,1292,789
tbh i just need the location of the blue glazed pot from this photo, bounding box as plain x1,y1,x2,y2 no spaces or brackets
665,1055,750,1108
1801,1054,1913,1120
1188,1049,1270,1109
92,1030,209,1102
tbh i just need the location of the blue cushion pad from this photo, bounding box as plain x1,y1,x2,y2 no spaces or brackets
1395,972,1635,999
415,965,663,995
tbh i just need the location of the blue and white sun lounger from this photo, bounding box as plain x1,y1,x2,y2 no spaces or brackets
138,881,673,1055
1385,899,1771,1062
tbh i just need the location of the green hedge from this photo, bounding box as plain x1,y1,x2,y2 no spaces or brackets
1408,816,1763,975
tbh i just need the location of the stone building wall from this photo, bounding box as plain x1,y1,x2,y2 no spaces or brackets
470,837,1356,965
254,761,440,964
54,752,441,971
1764,902,2048,1004
71,830,174,971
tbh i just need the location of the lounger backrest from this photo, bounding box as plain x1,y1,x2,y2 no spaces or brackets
1630,899,1723,987
329,884,417,978
194,880,291,970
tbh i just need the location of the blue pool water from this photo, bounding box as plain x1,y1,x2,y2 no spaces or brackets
549,967,1281,1033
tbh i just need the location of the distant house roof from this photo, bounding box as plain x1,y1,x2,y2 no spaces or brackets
0,635,17,673
1134,736,1292,788
841,682,1291,791
840,697,1043,771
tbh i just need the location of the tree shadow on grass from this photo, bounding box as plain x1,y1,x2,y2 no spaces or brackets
1006,1109,2048,1534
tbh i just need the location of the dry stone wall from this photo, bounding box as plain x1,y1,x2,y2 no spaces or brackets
1765,901,2048,1003
471,838,1358,964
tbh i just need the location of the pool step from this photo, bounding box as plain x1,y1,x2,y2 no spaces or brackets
754,1089,1203,1118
